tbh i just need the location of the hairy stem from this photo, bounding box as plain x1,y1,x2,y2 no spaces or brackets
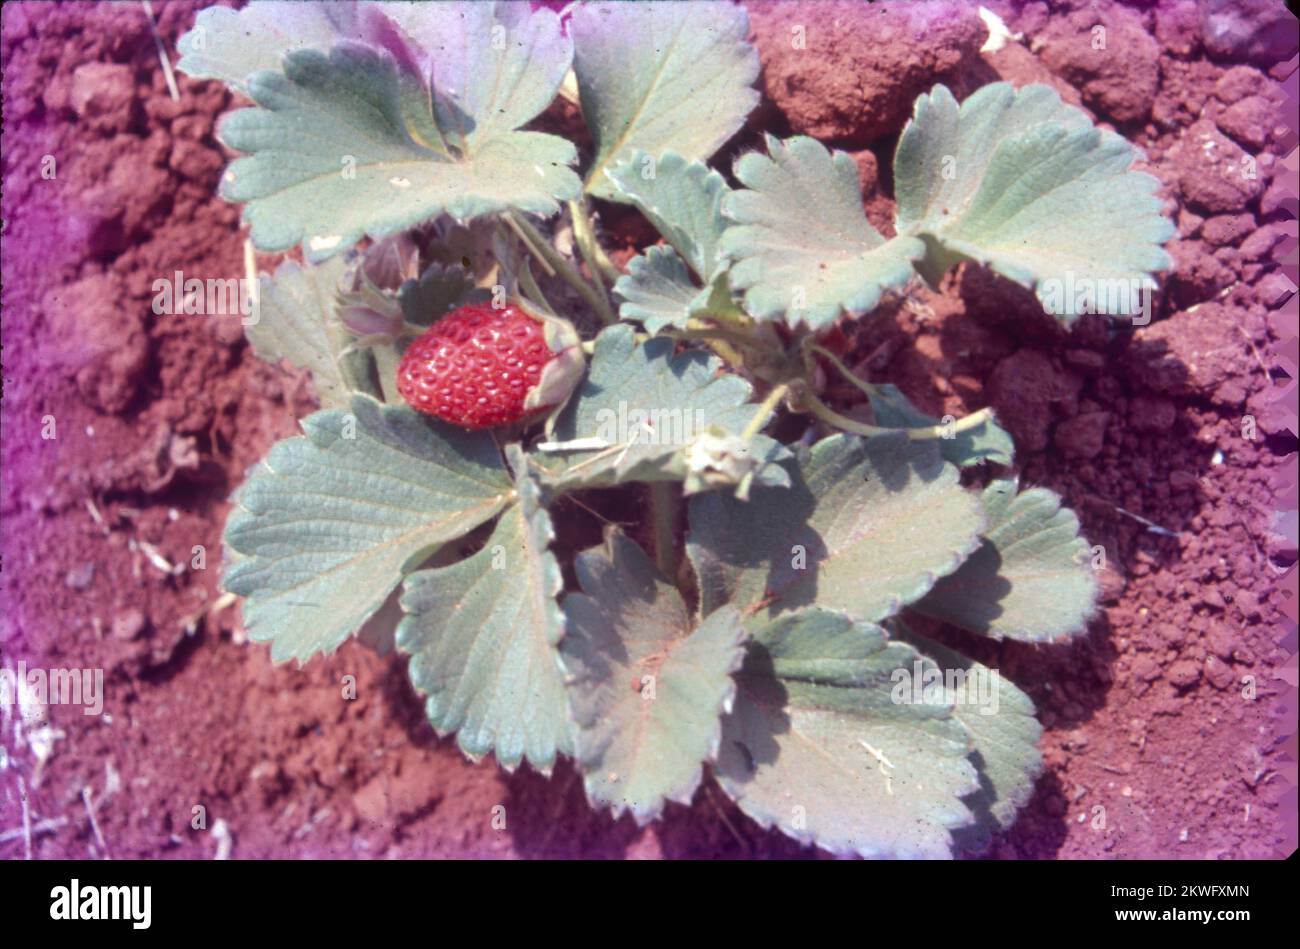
568,197,622,285
650,482,679,581
740,382,791,441
802,389,995,441
681,319,762,351
567,200,615,319
502,213,556,277
516,258,556,315
669,321,761,372
699,336,748,371
371,344,405,404
504,212,615,325
807,342,879,400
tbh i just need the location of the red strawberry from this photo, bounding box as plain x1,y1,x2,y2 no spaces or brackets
396,301,584,430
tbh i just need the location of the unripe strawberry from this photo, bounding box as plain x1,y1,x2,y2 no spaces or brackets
396,301,584,430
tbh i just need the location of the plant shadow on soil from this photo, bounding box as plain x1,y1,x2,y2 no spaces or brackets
375,637,819,859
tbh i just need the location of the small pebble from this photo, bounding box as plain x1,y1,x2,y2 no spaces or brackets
64,563,95,590
112,609,148,641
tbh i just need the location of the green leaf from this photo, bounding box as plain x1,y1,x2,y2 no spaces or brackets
398,262,486,326
223,394,514,662
608,152,737,332
893,83,1174,323
176,1,361,91
398,446,574,772
688,433,985,623
714,608,978,858
217,31,578,259
612,245,702,333
573,1,759,201
561,531,748,824
914,479,1099,641
607,152,730,282
247,257,374,409
721,136,924,329
867,384,1014,468
356,531,482,658
179,2,578,151
533,324,786,491
892,620,1043,854
378,1,572,154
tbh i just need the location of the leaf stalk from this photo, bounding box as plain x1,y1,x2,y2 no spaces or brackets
802,389,995,442
568,198,622,285
650,482,679,581
505,212,616,325
807,342,880,400
740,382,791,441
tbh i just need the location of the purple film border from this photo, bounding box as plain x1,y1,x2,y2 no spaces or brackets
1265,30,1298,858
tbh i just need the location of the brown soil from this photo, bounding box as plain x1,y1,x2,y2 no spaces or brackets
1,0,1296,859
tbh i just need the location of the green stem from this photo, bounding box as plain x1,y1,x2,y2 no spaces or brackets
371,343,405,404
680,320,761,351
516,258,556,315
502,213,556,277
505,212,616,325
660,327,747,372
666,321,765,373
802,389,995,441
650,482,679,580
689,335,749,371
807,342,879,400
568,198,621,285
567,200,614,317
740,382,790,441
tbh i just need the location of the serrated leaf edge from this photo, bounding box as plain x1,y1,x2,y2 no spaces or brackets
566,530,749,825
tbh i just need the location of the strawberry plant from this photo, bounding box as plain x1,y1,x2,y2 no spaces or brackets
180,1,1173,857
